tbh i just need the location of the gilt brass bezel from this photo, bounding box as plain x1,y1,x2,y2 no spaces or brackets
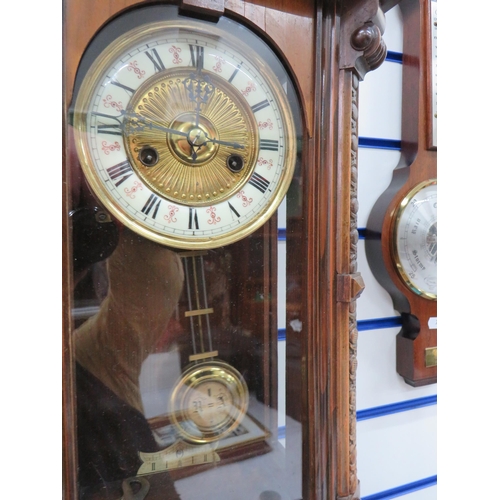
390,179,437,300
169,359,249,444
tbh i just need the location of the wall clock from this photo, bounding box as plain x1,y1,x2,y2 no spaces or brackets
365,0,437,387
63,0,399,498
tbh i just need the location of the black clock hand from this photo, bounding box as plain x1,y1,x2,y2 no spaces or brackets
183,73,215,128
188,132,245,162
120,111,244,161
203,133,245,150
121,111,190,138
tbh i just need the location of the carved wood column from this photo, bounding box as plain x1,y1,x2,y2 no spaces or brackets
308,0,393,500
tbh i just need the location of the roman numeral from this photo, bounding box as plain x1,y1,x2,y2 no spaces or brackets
251,100,270,113
260,139,279,151
106,160,133,187
228,202,240,219
189,45,204,71
141,194,161,219
188,208,199,230
228,64,241,83
93,112,123,136
248,172,270,193
110,80,135,95
145,48,165,72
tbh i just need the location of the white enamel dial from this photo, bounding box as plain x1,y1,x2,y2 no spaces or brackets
392,180,437,299
186,380,234,430
73,20,296,249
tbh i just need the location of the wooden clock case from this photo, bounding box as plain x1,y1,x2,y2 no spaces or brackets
63,0,400,498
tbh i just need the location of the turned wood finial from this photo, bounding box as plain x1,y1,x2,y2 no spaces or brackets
351,23,387,72
340,1,389,79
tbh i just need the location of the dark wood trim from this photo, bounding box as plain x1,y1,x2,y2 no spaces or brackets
62,4,78,498
335,68,360,500
302,2,336,497
302,2,389,498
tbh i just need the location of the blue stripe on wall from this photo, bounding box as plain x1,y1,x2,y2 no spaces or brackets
278,317,402,340
277,425,286,440
361,475,437,500
386,50,403,64
278,328,286,341
277,396,436,438
359,137,401,150
357,395,437,421
358,316,402,331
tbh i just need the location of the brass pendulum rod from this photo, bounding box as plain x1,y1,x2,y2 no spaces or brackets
198,253,213,352
179,251,217,361
182,253,198,353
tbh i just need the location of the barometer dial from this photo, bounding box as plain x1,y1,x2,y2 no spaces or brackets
392,180,437,299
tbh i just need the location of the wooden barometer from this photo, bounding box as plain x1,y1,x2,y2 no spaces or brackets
365,0,437,387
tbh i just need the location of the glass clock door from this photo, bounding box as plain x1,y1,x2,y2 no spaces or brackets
68,6,305,499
